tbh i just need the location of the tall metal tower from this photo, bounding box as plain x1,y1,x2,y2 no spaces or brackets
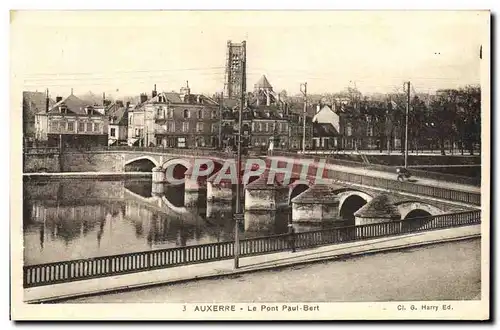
224,40,246,98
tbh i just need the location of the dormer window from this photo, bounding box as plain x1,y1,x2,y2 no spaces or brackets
59,105,68,114
85,106,94,115
157,106,164,117
266,112,270,118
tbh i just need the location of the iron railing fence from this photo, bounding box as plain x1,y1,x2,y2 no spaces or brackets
23,209,481,288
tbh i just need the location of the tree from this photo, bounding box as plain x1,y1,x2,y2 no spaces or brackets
409,96,427,153
456,85,481,155
429,89,458,155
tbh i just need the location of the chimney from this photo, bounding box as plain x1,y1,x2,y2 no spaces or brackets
140,93,148,104
179,81,191,103
102,92,106,106
45,89,49,112
56,96,63,103
152,84,157,98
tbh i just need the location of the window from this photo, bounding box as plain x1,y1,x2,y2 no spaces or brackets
242,124,250,136
167,109,173,119
110,128,116,137
67,121,74,132
265,123,269,132
59,122,65,131
135,128,141,137
177,137,186,148
79,122,85,132
168,121,175,132
196,137,205,147
367,125,374,137
93,123,100,132
156,107,163,118
183,109,190,119
198,109,203,119
211,124,218,133
259,123,263,132
346,124,352,137
86,122,93,132
183,122,189,132
50,121,58,132
211,111,217,119
196,122,203,132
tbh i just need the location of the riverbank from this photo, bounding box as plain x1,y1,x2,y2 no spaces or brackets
24,224,480,304
23,172,152,180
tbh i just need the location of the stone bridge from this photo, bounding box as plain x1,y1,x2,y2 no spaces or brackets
288,182,468,225
24,148,479,231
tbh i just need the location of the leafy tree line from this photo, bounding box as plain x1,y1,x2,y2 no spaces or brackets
314,85,481,155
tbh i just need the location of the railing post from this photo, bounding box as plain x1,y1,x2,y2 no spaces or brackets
288,224,296,252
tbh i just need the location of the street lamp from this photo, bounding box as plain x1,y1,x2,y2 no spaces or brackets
234,41,246,270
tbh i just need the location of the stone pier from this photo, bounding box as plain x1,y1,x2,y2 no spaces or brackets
354,194,402,237
244,175,289,232
151,182,165,196
152,166,166,183
184,167,206,207
291,184,345,223
206,173,234,203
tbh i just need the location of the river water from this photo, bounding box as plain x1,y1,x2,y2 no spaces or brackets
23,178,344,265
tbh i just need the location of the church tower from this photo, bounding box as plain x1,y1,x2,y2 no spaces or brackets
223,40,246,98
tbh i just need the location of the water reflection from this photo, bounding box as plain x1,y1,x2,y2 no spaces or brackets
23,178,339,265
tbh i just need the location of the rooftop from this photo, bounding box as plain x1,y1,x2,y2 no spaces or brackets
291,184,345,204
354,194,401,219
254,75,273,90
47,94,98,116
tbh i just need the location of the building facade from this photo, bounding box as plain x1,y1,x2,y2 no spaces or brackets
34,93,108,148
127,84,220,148
220,75,313,151
107,103,128,146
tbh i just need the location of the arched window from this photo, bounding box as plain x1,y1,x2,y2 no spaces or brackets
198,109,203,119
183,109,190,119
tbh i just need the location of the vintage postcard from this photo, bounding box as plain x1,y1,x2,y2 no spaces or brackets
10,10,490,321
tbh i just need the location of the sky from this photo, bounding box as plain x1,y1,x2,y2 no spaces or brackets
11,10,488,100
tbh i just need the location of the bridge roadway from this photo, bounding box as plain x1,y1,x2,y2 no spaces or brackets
120,149,479,193
266,156,480,194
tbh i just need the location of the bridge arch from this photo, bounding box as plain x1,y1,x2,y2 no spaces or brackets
124,156,159,172
337,189,374,223
394,201,444,220
161,158,191,182
288,180,311,203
